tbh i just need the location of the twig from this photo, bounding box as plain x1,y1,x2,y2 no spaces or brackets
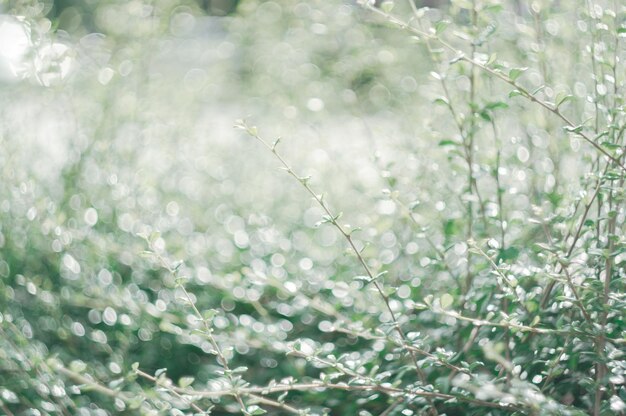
144,245,250,414
190,381,520,411
248,393,302,414
0,403,15,416
235,121,438,414
136,370,206,414
380,396,404,416
52,364,132,403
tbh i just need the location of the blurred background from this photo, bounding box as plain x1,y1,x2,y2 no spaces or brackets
0,0,610,414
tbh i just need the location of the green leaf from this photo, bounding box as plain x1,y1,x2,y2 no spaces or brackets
508,89,522,98
423,294,434,307
381,0,394,13
483,4,503,13
440,293,454,309
248,405,267,415
479,111,492,121
384,286,397,297
555,93,574,108
508,67,527,81
317,212,343,226
70,360,87,373
435,20,449,35
531,85,545,95
438,139,458,147
484,101,508,111
178,376,195,388
203,309,219,321
498,246,520,262
277,391,289,402
127,395,145,409
443,219,459,238
563,125,583,134
149,231,160,243
449,54,464,64
603,171,622,181
525,301,538,313
534,243,554,252
601,141,622,150
469,361,484,371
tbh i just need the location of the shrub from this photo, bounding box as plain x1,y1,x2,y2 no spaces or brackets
0,1,624,415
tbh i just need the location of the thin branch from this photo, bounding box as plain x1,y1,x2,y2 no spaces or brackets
380,396,404,416
52,364,132,403
145,245,250,414
235,122,435,403
0,403,15,416
434,309,563,335
135,370,207,414
538,221,593,325
189,381,521,411
248,393,302,415
540,165,607,309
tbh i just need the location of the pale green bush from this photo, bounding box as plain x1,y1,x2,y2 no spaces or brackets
0,1,624,415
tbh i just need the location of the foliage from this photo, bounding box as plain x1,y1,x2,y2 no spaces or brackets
0,0,625,415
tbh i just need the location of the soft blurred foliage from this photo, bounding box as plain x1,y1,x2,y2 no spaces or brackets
0,0,624,415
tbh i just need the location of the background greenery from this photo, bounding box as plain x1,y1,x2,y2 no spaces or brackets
0,0,624,415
